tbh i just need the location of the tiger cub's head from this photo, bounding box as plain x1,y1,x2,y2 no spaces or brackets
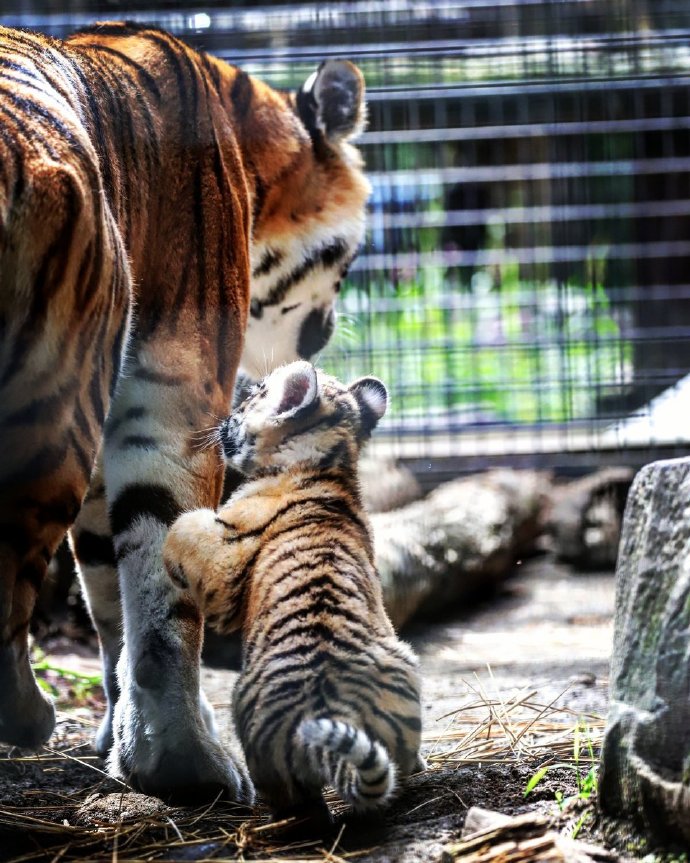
220,361,386,477
240,60,371,380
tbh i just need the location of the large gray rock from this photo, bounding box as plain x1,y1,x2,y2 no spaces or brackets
600,458,690,842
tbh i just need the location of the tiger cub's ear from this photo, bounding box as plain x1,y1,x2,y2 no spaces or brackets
297,59,366,145
270,361,319,420
349,376,388,436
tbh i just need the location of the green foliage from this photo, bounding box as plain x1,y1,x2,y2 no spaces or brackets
32,647,102,705
524,765,550,796
523,719,599,812
323,256,631,427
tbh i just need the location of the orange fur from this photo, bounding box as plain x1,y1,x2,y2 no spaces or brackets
0,22,368,802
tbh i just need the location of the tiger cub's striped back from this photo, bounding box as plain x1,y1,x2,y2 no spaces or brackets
163,361,424,812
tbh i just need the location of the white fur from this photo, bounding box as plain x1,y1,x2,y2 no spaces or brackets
268,361,318,418
302,70,318,93
240,210,367,380
353,378,387,420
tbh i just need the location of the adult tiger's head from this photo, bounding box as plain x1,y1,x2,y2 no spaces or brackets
240,60,370,380
220,360,387,477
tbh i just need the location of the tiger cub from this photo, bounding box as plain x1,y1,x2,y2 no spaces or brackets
163,361,424,812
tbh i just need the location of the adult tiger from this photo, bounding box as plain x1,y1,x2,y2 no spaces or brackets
0,20,369,803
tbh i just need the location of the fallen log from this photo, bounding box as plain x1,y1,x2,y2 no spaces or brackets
544,468,634,571
373,469,549,629
358,457,423,513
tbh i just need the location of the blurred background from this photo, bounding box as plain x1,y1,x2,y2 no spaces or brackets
5,0,690,491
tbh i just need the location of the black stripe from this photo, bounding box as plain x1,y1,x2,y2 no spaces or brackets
318,440,350,470
120,435,157,450
337,724,358,755
0,99,58,159
1,32,76,108
131,366,186,386
240,641,326,689
221,493,359,542
2,377,79,426
252,247,283,280
198,51,222,94
0,442,68,486
277,572,360,606
0,174,81,388
88,45,162,103
144,30,198,141
109,484,180,536
0,85,88,159
87,55,134,242
0,117,26,199
358,788,388,800
67,428,95,484
395,713,422,731
248,534,370,604
168,596,202,625
70,57,115,198
289,406,346,438
106,405,146,436
254,237,350,312
192,162,207,323
14,493,80,528
358,741,380,773
73,530,116,568
251,170,266,226
230,69,253,121
0,57,74,111
113,537,143,563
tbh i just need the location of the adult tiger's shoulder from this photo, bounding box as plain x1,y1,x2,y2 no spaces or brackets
0,20,369,803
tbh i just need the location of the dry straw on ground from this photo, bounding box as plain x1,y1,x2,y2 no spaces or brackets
0,677,605,862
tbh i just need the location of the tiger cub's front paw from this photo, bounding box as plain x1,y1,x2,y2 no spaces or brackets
162,509,218,604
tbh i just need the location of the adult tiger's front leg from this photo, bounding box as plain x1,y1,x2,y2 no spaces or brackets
71,465,121,756
101,317,253,803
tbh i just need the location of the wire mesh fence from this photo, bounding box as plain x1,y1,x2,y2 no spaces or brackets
6,0,690,475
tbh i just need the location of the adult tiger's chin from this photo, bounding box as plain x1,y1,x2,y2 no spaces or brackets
239,303,337,381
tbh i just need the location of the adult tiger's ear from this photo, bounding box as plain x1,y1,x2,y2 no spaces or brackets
349,376,387,436
270,361,319,420
297,59,366,145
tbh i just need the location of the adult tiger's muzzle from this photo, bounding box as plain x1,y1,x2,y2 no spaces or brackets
297,306,336,360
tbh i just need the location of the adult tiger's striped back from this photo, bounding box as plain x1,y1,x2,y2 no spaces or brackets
0,21,369,803
163,362,425,812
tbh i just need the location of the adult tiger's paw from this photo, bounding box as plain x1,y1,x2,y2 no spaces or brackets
109,694,254,805
0,645,56,749
108,652,254,805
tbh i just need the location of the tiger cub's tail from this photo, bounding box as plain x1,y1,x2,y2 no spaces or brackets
297,718,396,810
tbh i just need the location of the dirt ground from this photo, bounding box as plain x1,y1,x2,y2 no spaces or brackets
0,556,665,862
